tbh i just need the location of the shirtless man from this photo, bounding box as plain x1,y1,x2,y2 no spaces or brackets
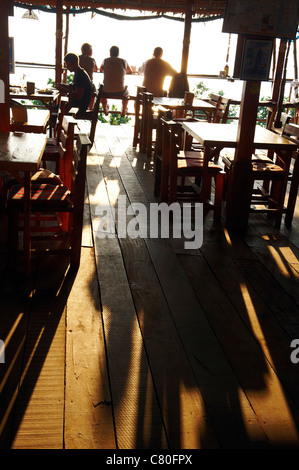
100,46,132,117
138,47,177,97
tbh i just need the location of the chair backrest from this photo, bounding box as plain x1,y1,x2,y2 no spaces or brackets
154,107,173,157
71,133,90,206
10,99,28,124
133,86,146,147
208,93,221,110
70,133,90,266
168,72,189,98
140,91,153,154
55,97,68,140
58,115,77,188
282,122,299,142
213,96,231,123
89,87,102,145
160,118,181,161
281,122,299,163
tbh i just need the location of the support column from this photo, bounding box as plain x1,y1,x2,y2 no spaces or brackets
0,0,11,132
181,0,193,74
55,0,63,86
63,6,70,83
266,39,287,128
225,80,261,231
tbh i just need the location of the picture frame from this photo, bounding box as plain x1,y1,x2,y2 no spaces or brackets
9,37,15,74
239,37,273,81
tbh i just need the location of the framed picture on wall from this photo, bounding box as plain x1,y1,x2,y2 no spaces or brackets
9,37,15,74
239,37,273,81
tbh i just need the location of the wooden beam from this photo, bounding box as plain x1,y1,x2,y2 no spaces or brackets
63,6,70,83
0,0,11,132
55,0,63,86
180,0,193,74
225,80,261,231
266,39,287,128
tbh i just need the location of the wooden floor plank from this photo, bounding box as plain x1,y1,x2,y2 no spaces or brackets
64,247,116,449
10,255,69,449
87,146,168,449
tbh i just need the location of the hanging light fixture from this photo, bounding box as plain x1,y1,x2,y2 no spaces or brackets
22,9,39,20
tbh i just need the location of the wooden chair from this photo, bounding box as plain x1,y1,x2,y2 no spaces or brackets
155,119,224,222
142,91,174,158
140,91,154,156
7,133,90,269
133,86,146,148
221,147,287,227
191,95,231,153
42,114,76,175
13,116,76,240
198,93,231,123
0,116,74,212
45,96,68,146
213,95,231,123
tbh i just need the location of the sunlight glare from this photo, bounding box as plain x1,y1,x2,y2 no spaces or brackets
109,157,121,168
239,282,299,446
223,228,232,246
267,245,291,278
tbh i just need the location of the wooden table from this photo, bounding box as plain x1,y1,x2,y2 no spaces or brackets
10,89,60,137
141,95,217,157
152,97,216,119
181,122,297,227
0,131,47,273
10,109,50,133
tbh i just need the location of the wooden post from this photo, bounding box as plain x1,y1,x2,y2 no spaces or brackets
55,0,63,87
180,0,193,74
0,0,11,132
63,6,70,83
274,39,291,128
293,39,298,100
266,39,287,128
225,80,261,231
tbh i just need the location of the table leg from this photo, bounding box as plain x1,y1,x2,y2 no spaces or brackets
273,149,292,227
200,146,212,211
23,172,32,274
285,153,299,227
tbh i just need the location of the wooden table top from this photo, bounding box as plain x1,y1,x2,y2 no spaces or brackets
181,122,298,150
10,89,60,102
153,97,216,111
10,109,50,134
0,131,47,172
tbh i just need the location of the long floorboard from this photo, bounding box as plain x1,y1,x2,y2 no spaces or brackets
1,121,299,449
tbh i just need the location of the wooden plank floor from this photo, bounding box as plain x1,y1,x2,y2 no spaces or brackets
1,120,299,449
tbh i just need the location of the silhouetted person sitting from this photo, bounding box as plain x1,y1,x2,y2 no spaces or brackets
58,52,92,118
100,46,132,117
79,43,98,109
138,47,177,97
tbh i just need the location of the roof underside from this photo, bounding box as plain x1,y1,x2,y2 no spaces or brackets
14,0,227,16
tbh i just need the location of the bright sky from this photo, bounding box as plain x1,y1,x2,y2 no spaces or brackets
8,6,298,100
